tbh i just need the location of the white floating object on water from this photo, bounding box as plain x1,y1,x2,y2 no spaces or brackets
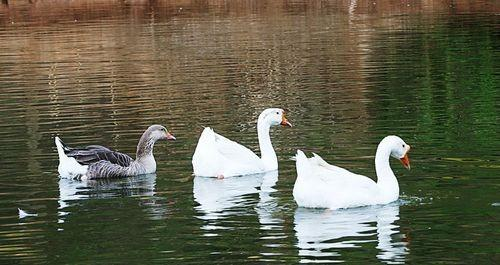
18,208,38,218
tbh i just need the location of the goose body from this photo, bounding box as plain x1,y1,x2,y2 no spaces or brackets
293,136,411,209
55,125,175,180
192,108,292,178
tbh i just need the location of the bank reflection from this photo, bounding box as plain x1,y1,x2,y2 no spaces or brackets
294,203,408,264
57,174,167,224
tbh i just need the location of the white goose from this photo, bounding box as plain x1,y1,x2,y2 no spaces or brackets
293,136,411,209
55,125,176,180
192,108,292,178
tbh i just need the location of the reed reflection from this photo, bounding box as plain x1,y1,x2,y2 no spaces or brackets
294,203,408,264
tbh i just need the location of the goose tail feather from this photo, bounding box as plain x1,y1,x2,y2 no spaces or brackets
294,150,311,179
55,136,69,159
55,136,88,178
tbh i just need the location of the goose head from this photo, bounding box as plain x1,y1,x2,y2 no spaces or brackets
136,125,175,159
384,135,411,169
258,108,293,127
146,125,176,141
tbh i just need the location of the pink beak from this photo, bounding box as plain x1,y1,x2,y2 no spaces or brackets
165,132,176,141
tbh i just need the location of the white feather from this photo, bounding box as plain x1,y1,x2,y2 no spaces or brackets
18,208,38,218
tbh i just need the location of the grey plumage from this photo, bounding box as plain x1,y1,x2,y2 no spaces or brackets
56,125,175,180
61,142,134,167
85,160,143,179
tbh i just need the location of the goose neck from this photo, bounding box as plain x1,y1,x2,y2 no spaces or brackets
136,137,155,160
375,143,399,197
257,120,277,170
135,137,157,174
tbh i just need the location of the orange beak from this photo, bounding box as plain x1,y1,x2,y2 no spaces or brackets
399,145,410,170
280,113,293,127
165,132,176,141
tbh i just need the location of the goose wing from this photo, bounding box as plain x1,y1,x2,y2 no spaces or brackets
308,153,375,187
212,132,261,164
64,145,134,167
192,127,263,177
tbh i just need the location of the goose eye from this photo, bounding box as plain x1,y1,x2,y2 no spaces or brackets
402,144,405,148
276,112,279,115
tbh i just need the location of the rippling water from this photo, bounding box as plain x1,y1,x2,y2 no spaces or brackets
0,0,498,263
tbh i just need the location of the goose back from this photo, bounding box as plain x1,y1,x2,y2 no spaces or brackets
61,140,134,167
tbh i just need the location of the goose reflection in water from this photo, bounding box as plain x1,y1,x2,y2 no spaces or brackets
255,171,282,228
57,174,167,224
294,203,408,264
193,171,279,234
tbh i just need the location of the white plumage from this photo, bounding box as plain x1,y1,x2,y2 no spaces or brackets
192,128,265,177
293,136,411,209
192,108,292,178
55,137,89,178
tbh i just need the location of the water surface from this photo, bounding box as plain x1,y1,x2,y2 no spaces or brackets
0,0,498,264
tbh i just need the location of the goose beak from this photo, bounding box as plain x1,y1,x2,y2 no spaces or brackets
400,145,411,170
281,113,293,127
165,132,176,141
